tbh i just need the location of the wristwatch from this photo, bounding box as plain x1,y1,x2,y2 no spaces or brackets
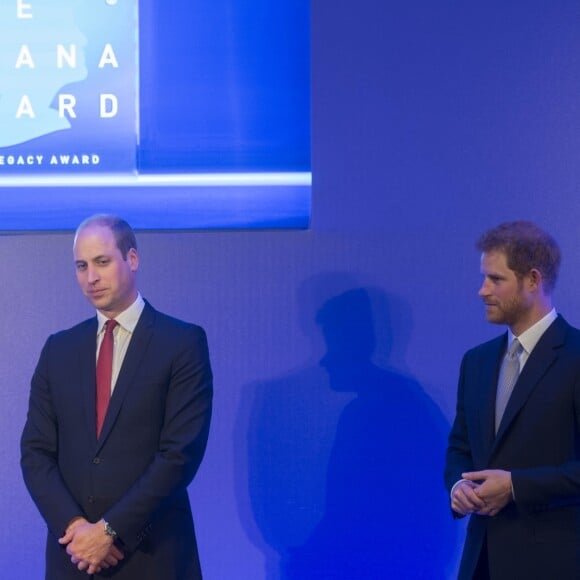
103,519,118,540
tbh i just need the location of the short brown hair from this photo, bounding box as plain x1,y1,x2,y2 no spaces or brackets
476,220,560,293
75,214,137,259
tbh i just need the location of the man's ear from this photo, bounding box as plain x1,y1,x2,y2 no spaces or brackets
527,268,542,291
127,248,139,272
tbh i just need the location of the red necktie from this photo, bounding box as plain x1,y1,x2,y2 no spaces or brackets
96,319,118,437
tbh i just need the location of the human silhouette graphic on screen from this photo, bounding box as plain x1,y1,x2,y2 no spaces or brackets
0,0,87,147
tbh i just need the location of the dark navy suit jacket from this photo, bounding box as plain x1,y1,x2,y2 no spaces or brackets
445,315,580,579
21,302,213,579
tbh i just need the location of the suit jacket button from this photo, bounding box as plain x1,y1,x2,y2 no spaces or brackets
92,457,101,464
88,496,95,504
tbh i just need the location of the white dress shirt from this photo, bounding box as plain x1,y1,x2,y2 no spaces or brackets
96,293,145,394
506,308,557,372
451,308,558,499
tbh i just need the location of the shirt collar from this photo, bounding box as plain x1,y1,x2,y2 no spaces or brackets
96,293,145,334
508,308,557,355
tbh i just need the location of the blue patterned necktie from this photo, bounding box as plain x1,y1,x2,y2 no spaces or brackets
495,338,523,433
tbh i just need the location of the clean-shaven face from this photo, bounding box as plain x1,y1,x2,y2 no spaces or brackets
73,224,138,318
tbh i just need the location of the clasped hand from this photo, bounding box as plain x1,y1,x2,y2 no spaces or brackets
58,518,124,575
451,469,512,517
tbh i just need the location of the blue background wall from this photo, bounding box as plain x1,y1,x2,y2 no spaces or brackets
3,1,580,577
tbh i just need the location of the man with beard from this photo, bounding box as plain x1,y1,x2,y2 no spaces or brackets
445,221,580,579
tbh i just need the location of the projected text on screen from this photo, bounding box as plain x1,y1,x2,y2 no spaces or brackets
0,0,311,230
0,0,138,174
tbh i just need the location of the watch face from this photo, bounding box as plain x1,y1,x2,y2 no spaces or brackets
104,520,117,538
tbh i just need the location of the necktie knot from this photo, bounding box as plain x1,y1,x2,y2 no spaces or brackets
104,319,118,336
507,338,522,359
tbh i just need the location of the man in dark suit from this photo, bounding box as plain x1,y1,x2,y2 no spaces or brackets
21,215,213,579
445,221,580,579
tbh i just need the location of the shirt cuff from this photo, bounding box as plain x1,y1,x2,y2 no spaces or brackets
450,478,467,500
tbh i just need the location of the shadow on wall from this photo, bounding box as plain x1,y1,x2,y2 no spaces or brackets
235,274,458,579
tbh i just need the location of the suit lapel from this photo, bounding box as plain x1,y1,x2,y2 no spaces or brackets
78,318,99,445
493,315,567,447
477,335,506,462
96,303,156,449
